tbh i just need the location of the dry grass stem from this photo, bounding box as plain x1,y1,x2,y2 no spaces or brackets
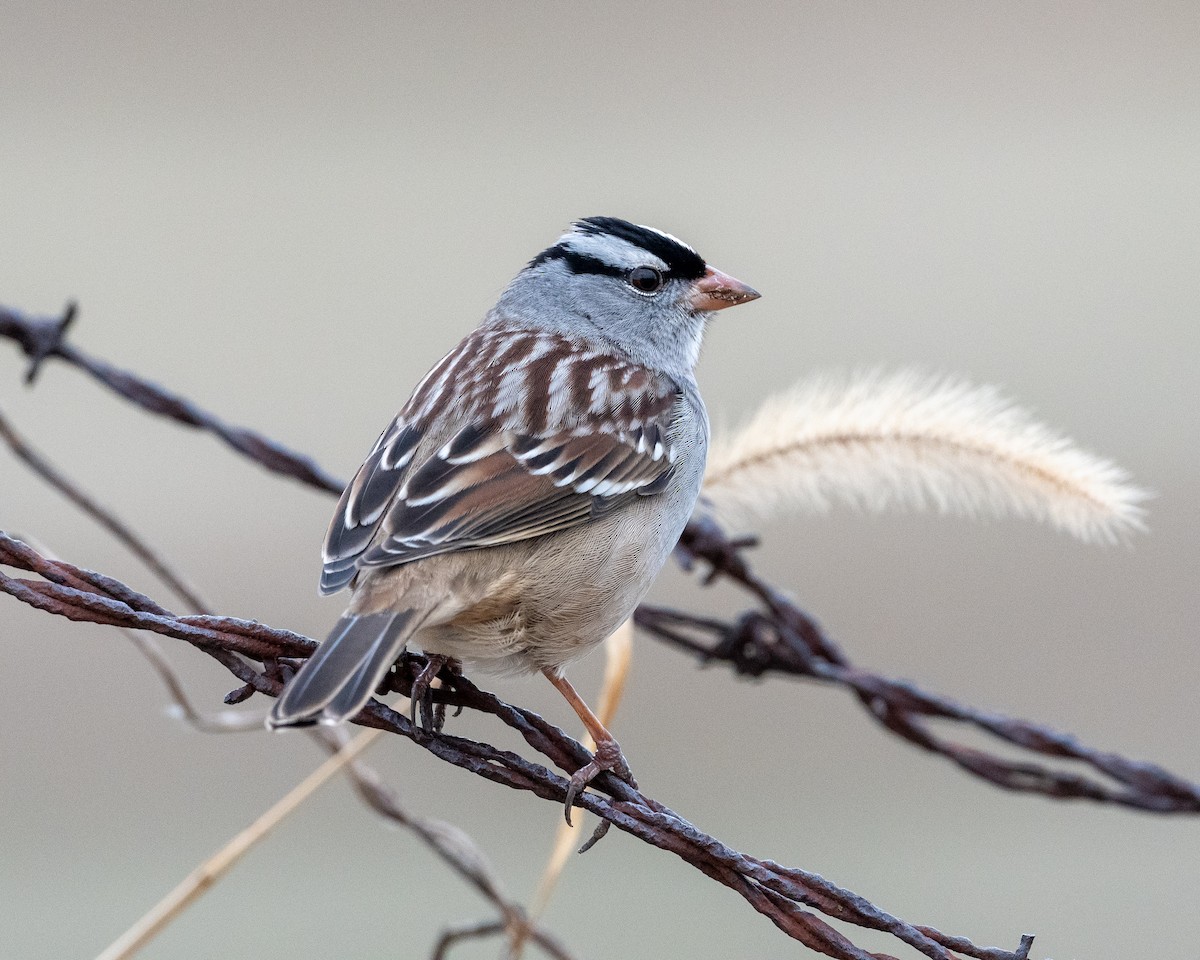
515,620,635,957
703,370,1149,541
94,726,383,960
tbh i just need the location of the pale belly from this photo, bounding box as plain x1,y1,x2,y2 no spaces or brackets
413,486,688,673
347,386,708,675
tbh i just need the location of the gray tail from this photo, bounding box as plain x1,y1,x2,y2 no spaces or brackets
267,610,420,728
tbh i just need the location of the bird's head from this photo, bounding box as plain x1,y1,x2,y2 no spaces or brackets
501,216,760,376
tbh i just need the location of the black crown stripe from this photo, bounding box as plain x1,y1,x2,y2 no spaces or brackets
526,217,707,282
576,216,706,281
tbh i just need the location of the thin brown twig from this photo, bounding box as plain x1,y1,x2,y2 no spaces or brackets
315,723,561,957
123,629,268,732
0,408,262,732
432,918,576,960
0,404,211,612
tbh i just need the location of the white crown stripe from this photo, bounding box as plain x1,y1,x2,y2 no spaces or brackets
637,222,699,256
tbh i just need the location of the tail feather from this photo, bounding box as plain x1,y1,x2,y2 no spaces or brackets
268,610,419,728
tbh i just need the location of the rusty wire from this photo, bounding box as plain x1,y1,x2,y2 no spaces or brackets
639,519,1200,814
0,303,344,494
0,405,573,957
3,298,1191,955
3,301,1195,814
0,531,1033,960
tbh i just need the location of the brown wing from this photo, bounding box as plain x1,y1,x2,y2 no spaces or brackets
319,326,681,594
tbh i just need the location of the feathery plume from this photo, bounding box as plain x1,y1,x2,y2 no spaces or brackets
702,371,1148,542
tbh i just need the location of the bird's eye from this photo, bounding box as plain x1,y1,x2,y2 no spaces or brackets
627,266,664,294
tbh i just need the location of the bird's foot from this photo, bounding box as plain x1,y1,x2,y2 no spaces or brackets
407,654,460,733
430,658,464,732
563,736,637,827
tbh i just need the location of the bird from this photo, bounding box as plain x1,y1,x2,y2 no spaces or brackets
268,216,760,816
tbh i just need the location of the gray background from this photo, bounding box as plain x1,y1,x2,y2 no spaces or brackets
3,3,1198,958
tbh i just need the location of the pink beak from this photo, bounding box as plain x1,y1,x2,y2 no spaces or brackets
689,265,761,312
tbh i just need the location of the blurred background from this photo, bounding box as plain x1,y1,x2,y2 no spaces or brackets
3,2,1198,957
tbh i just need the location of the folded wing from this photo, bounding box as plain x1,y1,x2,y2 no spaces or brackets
320,328,681,594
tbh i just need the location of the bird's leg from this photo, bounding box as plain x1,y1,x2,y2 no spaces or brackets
542,667,637,825
409,653,452,733
431,658,463,733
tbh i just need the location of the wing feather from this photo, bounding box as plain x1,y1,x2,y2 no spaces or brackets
318,326,682,593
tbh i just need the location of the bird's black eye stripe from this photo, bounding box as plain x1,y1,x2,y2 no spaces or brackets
528,244,625,279
627,265,663,294
529,245,665,294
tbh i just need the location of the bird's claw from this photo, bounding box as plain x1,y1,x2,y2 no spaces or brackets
562,737,637,828
407,654,452,733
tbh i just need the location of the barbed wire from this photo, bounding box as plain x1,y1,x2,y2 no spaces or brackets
645,519,1200,813
4,301,1194,814
0,405,573,958
0,530,1032,960
0,303,344,493
3,298,1190,955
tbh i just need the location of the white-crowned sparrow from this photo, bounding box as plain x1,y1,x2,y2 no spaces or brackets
269,216,759,811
